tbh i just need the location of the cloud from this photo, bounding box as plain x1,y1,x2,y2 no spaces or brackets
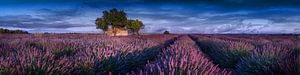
77,0,300,10
242,19,272,25
134,6,300,34
0,8,91,33
35,8,83,21
0,15,83,28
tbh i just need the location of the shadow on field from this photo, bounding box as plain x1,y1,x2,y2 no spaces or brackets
96,36,178,74
188,35,252,69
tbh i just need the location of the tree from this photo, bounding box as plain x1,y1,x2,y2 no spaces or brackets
103,8,128,28
163,31,170,34
96,8,128,35
127,19,144,35
95,18,108,31
0,28,28,34
96,8,145,36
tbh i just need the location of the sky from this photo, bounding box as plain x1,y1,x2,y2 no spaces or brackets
0,0,300,34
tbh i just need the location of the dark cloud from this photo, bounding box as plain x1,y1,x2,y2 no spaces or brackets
0,15,83,29
0,8,89,31
77,0,300,9
35,8,83,21
0,15,43,22
2,0,300,9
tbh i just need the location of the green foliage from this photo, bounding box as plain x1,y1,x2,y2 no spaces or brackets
95,8,128,31
0,67,10,75
52,48,76,59
99,56,120,74
95,18,108,31
0,28,28,34
223,50,251,68
25,67,47,75
75,61,95,75
235,55,278,75
24,58,54,75
127,19,144,35
195,40,253,69
26,42,46,50
277,56,300,75
290,48,300,56
163,31,170,34
95,8,145,35
0,41,4,48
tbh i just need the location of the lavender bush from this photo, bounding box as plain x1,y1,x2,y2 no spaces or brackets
135,36,231,75
0,34,299,74
191,36,254,69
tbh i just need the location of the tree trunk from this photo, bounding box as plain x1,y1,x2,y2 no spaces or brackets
104,31,107,35
112,27,116,36
133,30,139,35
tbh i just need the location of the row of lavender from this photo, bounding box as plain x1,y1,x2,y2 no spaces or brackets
131,35,231,75
190,35,300,74
0,34,177,74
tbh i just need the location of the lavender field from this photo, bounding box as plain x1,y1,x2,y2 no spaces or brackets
0,34,299,75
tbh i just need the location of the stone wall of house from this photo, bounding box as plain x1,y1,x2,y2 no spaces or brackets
105,27,128,36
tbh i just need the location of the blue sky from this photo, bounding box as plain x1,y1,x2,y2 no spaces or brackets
0,0,300,34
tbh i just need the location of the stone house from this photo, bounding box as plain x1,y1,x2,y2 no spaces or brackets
105,26,129,36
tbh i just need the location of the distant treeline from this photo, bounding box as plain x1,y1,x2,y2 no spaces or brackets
0,28,29,34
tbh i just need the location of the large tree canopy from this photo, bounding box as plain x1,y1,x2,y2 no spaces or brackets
103,8,128,28
96,8,127,30
127,19,144,35
95,18,108,31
